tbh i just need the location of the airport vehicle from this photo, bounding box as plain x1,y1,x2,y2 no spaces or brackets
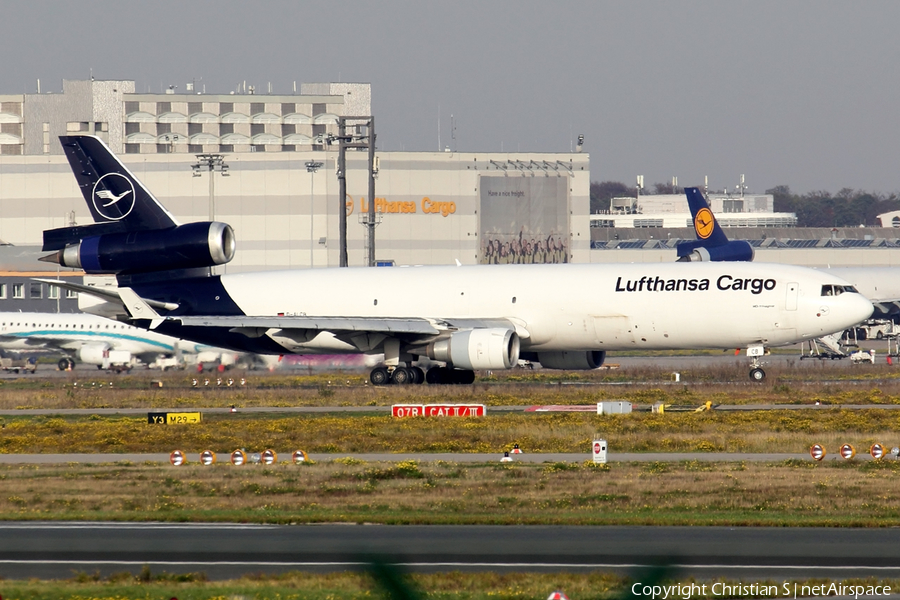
38,136,873,382
0,356,36,374
0,311,202,370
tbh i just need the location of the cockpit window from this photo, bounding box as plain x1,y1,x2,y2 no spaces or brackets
822,284,858,296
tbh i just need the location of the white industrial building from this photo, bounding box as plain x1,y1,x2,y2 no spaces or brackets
592,192,796,229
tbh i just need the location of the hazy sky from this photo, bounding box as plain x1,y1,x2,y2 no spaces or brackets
3,1,898,195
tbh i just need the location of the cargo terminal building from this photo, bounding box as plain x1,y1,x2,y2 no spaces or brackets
0,79,591,277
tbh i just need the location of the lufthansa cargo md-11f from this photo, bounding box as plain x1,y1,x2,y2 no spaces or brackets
39,136,873,383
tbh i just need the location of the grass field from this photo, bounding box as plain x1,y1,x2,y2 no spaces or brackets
1,409,899,454
4,572,900,600
2,364,899,594
1,458,900,526
3,360,900,411
6,571,896,600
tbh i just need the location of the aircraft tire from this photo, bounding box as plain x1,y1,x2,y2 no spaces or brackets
370,367,390,386
749,367,766,382
425,367,444,384
391,367,412,385
58,358,70,371
451,369,476,385
411,366,426,384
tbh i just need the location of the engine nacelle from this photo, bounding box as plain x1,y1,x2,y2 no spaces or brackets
77,344,109,365
427,328,520,370
537,350,606,370
51,222,235,274
676,240,755,263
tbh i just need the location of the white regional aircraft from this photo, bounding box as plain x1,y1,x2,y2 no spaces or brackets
37,136,874,383
0,311,206,370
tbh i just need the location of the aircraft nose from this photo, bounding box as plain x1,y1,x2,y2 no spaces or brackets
844,293,874,327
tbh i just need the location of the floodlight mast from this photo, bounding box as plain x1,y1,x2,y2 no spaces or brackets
191,153,229,222
191,153,229,274
335,116,376,267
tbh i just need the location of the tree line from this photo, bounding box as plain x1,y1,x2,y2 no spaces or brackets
590,181,900,228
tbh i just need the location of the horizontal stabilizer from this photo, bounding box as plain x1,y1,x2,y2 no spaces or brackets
31,278,179,311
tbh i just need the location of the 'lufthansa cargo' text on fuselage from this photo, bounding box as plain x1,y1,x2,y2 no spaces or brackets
615,275,777,294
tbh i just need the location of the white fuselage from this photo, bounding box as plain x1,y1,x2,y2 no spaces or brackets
215,262,873,354
0,312,206,357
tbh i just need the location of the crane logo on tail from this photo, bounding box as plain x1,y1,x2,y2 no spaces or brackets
92,173,135,221
694,207,715,239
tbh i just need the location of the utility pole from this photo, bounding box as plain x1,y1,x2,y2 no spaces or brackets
305,160,323,268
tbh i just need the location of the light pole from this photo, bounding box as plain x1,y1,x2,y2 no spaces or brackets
192,154,229,274
306,160,323,268
192,154,229,222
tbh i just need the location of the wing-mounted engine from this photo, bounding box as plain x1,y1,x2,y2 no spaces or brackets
535,350,606,370
425,328,520,370
77,344,110,365
676,240,755,263
41,222,235,275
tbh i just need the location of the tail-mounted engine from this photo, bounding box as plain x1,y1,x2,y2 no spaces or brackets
676,240,755,262
42,222,235,275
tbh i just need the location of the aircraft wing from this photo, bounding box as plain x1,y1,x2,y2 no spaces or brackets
171,315,442,337
165,315,525,350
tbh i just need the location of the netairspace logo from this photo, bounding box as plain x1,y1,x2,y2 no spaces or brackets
630,581,891,600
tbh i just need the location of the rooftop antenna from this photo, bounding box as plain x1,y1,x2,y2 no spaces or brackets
451,114,456,151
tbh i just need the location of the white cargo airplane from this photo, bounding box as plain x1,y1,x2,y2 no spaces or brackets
0,311,206,370
37,136,873,383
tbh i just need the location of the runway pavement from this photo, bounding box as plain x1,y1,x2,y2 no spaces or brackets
0,522,896,579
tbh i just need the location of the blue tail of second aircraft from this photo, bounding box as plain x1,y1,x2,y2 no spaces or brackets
41,136,235,280
676,187,754,262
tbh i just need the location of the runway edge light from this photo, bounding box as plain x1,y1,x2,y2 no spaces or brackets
840,443,856,460
169,450,186,466
231,449,247,466
810,444,826,461
871,443,885,459
292,450,308,464
200,450,216,466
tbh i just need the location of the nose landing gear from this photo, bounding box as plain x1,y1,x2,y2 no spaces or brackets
747,344,767,382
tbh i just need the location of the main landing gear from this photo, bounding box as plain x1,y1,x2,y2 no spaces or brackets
369,365,475,386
